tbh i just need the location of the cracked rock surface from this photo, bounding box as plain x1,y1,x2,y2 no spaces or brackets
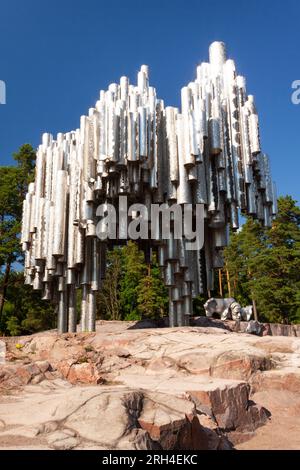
1,319,300,449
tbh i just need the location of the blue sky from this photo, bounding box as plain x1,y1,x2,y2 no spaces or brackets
0,0,299,202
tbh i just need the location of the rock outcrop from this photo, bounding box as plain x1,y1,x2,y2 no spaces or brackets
1,319,300,450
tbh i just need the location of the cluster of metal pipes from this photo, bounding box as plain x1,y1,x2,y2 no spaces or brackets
21,41,277,332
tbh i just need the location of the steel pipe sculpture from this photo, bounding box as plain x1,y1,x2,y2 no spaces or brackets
21,42,277,332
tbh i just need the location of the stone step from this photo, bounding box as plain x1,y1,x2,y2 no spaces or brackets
118,373,269,432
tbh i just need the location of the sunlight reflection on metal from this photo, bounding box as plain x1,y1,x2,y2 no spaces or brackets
21,42,276,332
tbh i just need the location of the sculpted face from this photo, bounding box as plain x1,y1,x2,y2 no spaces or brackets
204,299,217,316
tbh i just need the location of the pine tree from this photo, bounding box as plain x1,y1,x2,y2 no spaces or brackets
137,255,168,319
223,196,300,324
97,247,122,320
119,241,147,320
249,196,300,323
97,243,168,321
0,144,36,329
1,272,55,335
0,166,24,320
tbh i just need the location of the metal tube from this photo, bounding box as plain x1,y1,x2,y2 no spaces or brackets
81,285,88,332
58,291,67,334
68,284,77,333
87,289,96,332
53,170,67,257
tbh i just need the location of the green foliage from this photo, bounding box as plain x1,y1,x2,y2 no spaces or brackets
0,219,22,267
5,315,23,337
137,257,168,320
13,144,36,184
193,294,209,316
0,272,55,336
124,311,142,321
0,144,49,335
119,241,147,319
0,166,23,266
97,242,168,321
224,196,300,324
97,247,122,320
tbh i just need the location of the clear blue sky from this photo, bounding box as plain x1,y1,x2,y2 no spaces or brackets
0,0,299,202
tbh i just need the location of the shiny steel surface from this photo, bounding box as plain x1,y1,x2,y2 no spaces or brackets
21,42,276,332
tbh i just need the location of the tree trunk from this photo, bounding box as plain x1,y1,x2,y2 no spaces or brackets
218,269,223,297
226,268,231,297
0,260,12,321
252,298,258,321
